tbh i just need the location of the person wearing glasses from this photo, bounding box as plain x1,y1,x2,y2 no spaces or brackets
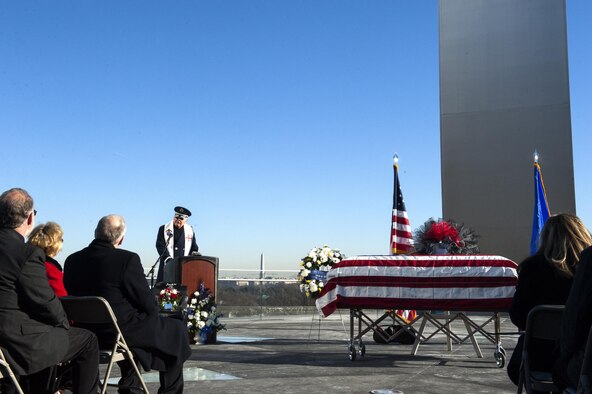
27,221,68,298
0,188,99,393
155,206,199,283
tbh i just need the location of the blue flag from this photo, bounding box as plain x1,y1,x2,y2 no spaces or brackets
530,161,550,255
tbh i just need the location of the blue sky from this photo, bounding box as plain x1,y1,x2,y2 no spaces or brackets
1,1,591,272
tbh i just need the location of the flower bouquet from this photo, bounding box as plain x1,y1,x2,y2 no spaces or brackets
413,218,479,255
158,283,182,311
297,246,344,298
186,283,226,344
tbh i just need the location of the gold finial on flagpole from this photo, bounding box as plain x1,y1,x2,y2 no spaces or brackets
533,150,539,164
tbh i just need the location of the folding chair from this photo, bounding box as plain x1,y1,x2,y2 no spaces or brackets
0,347,24,394
517,304,564,394
60,296,149,394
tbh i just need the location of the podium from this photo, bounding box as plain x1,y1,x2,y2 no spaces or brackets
159,255,220,344
171,255,219,299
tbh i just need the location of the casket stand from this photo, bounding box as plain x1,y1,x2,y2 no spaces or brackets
315,254,518,366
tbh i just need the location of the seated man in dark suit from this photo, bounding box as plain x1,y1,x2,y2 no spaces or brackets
0,188,99,394
64,214,191,394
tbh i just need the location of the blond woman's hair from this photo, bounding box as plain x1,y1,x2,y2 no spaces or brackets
538,213,592,276
27,221,64,258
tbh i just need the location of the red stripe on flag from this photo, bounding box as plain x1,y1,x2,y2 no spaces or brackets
319,296,513,317
392,215,410,225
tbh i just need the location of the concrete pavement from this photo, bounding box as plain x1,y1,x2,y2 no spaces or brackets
133,312,521,394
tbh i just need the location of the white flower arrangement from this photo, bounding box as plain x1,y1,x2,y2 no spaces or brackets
297,246,344,298
186,283,225,342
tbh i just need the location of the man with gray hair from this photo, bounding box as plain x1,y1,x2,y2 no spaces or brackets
95,215,127,245
0,187,99,393
64,214,191,394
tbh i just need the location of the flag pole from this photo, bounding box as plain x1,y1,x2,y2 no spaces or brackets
391,153,398,254
390,154,417,322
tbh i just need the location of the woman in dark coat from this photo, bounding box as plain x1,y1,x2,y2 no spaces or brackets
507,213,592,386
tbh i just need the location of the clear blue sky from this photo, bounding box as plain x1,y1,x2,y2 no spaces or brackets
1,1,591,272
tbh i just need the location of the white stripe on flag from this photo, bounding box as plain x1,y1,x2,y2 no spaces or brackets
318,285,516,304
392,222,412,232
392,236,414,245
328,265,517,280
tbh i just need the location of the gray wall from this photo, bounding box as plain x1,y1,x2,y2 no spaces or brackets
439,0,575,263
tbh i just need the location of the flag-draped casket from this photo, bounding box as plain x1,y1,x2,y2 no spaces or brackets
315,255,518,318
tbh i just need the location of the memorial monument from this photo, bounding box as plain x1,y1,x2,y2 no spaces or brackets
439,0,576,262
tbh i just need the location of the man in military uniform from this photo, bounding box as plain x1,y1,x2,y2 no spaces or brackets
155,206,199,283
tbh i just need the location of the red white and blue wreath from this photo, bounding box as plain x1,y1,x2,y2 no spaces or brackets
158,283,182,311
413,218,479,255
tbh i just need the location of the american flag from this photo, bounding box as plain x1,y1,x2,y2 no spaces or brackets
391,155,416,322
390,156,413,255
315,255,518,318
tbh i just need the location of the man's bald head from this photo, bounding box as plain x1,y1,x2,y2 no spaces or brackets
0,188,34,229
94,214,126,246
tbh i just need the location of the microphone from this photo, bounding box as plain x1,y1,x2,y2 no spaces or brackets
147,229,174,288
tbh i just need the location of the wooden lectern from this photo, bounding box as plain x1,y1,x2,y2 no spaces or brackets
174,255,219,299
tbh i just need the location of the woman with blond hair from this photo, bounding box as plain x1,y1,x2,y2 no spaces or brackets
27,221,68,297
507,213,592,386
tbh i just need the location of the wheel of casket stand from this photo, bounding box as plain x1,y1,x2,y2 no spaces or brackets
348,344,357,361
494,349,506,368
358,342,366,357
